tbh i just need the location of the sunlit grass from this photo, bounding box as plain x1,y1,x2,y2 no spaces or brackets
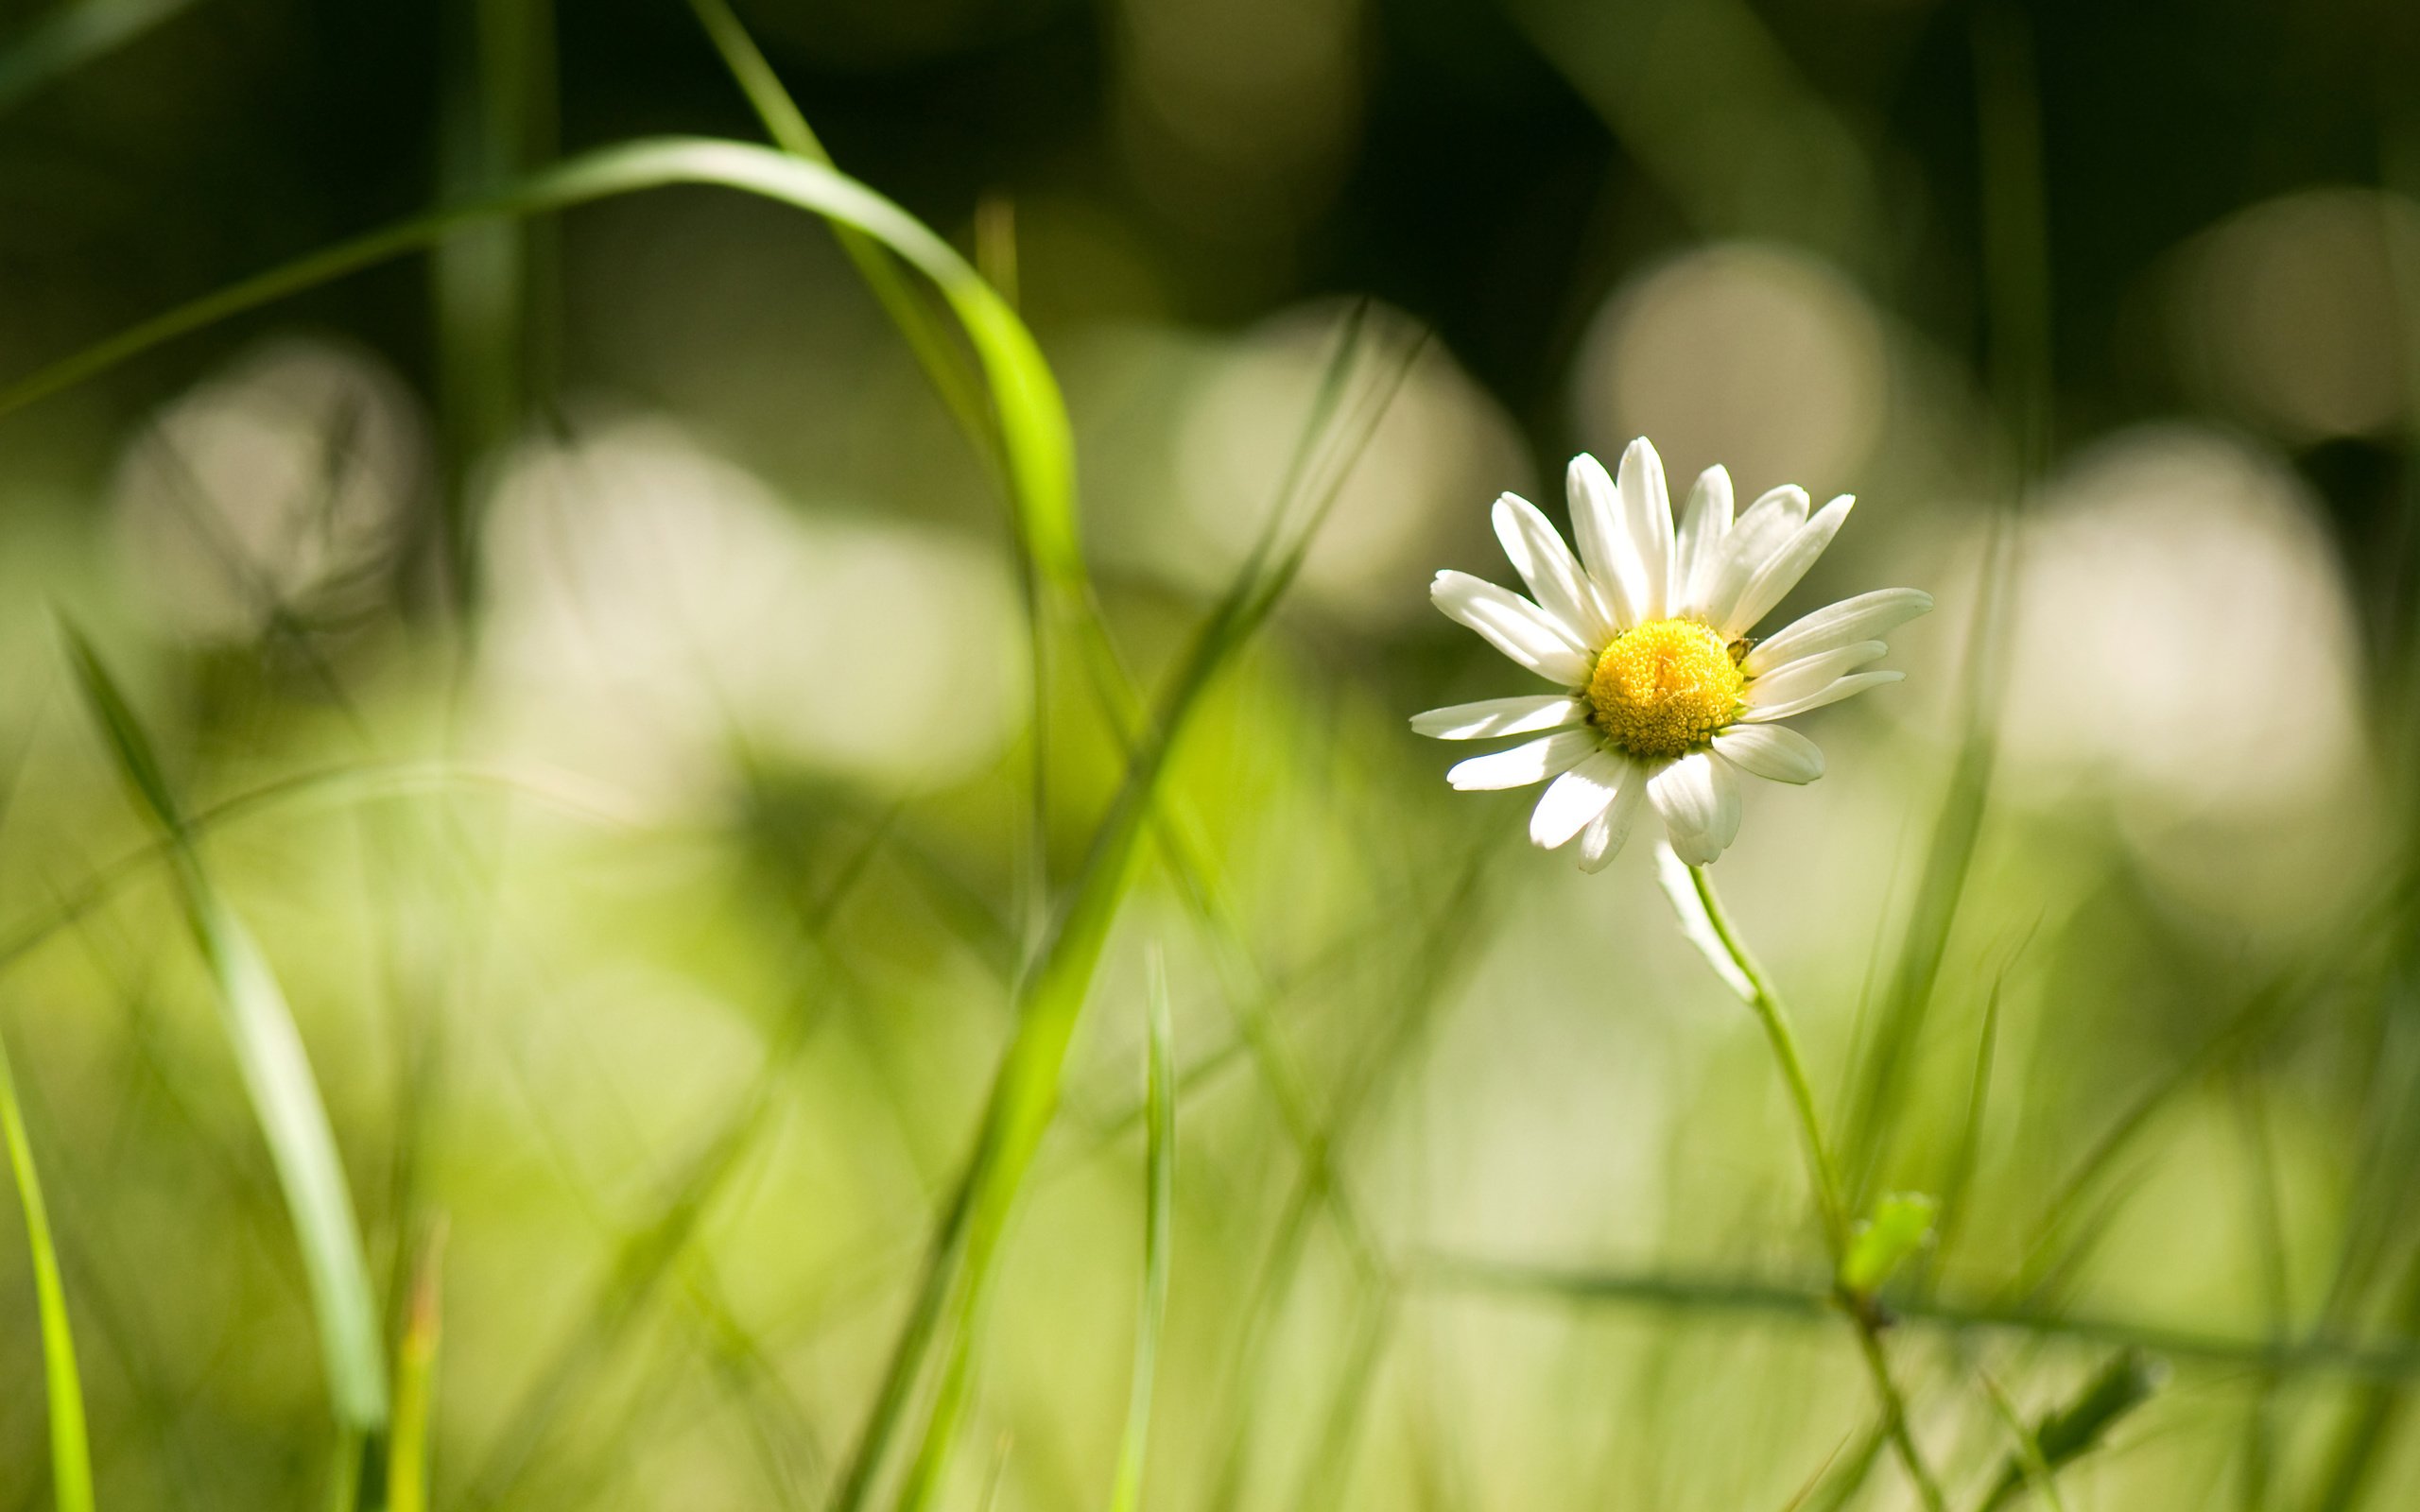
1,3,2419,1511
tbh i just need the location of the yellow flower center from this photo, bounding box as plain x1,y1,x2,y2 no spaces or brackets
1585,618,1746,759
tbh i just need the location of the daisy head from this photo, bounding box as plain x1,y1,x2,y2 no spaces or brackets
1412,438,1930,871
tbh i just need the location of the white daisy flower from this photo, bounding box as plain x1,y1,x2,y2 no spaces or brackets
1412,438,1931,871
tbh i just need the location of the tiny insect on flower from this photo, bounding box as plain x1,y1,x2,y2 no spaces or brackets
1411,438,1931,870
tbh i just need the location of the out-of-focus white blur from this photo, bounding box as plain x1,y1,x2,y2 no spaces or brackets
1155,302,1529,623
2001,425,2381,930
1571,242,1888,498
109,336,427,642
2168,189,2420,443
1110,0,1365,238
477,415,1026,813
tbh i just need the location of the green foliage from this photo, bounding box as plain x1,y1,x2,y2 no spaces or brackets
3,8,2419,1510
1839,1193,1936,1299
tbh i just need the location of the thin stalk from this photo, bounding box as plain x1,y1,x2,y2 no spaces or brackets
1685,865,1945,1512
1688,867,1846,1255
1419,1255,2420,1382
1109,952,1177,1512
387,1219,448,1512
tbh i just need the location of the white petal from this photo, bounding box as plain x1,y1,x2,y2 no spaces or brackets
1713,725,1824,784
1431,571,1595,686
1578,774,1647,873
1564,454,1641,629
1648,752,1738,866
1744,642,1888,711
1693,485,1809,633
1447,728,1599,790
1743,588,1934,678
1618,438,1674,623
1707,753,1742,850
1653,842,1754,1002
1724,494,1855,637
1671,465,1734,617
1492,493,1615,647
1529,748,1634,849
1739,669,1905,723
1410,696,1587,741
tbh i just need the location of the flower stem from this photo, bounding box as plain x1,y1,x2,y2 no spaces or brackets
1686,864,1948,1512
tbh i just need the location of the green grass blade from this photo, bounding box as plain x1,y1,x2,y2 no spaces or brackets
189,870,392,1426
682,0,995,468
462,1040,794,1508
62,627,389,1433
2010,980,2290,1301
1420,1256,2420,1380
976,1437,1014,1512
1975,1351,2161,1512
1287,1293,1396,1512
2308,1236,2420,1511
685,17,1418,1337
1794,1426,1886,1512
1839,551,2004,1198
1920,973,2005,1294
1109,950,1176,1512
0,1024,95,1512
0,136,1081,607
0,0,198,115
1975,1369,2068,1512
836,309,1409,1512
432,0,557,600
1843,0,2050,1202
387,1219,448,1512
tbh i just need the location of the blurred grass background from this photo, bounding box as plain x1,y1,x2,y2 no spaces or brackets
2,0,2420,1508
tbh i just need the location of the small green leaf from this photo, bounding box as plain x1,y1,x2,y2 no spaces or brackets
1977,1350,2164,1512
1841,1192,1938,1297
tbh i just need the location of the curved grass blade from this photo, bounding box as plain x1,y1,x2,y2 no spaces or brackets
678,8,1429,1226
682,0,995,470
852,315,1412,1512
1109,950,1176,1512
62,626,389,1433
0,0,198,115
677,1,1059,936
679,18,1426,1429
0,136,1081,607
0,1023,94,1512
